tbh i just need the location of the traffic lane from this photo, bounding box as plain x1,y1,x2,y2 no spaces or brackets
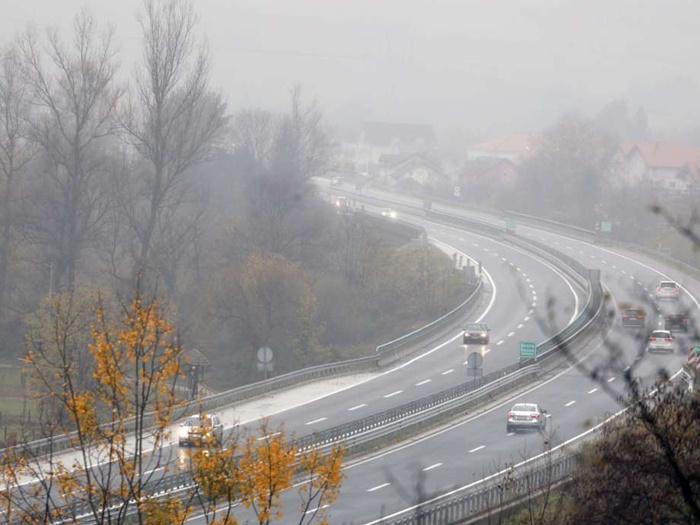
422,222,582,329
212,349,643,525
423,223,584,362
238,236,565,436
309,351,687,525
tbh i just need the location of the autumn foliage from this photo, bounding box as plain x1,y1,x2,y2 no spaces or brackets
0,286,345,524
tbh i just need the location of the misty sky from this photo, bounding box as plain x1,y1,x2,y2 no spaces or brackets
2,0,700,135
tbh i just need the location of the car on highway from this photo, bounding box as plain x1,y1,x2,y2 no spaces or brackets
654,280,680,301
380,208,398,219
621,308,646,328
178,413,223,447
646,329,675,354
665,313,689,333
462,323,490,344
506,403,547,433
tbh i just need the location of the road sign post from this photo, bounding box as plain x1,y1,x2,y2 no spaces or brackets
519,341,537,360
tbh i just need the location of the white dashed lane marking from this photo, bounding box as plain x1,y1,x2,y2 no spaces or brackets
415,379,431,386
565,400,576,407
507,332,515,337
348,404,367,411
496,341,504,346
588,388,598,394
306,417,328,425
305,505,329,515
469,445,486,453
423,463,442,472
367,483,391,492
607,377,616,383
517,324,523,329
384,390,403,398
442,369,455,376
524,316,530,321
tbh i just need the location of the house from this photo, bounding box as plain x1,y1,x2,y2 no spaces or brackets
459,157,518,201
341,122,436,175
617,141,700,192
467,133,539,165
379,152,449,189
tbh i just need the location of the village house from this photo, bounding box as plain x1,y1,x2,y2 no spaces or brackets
617,141,700,193
458,156,518,202
340,122,436,176
377,151,449,190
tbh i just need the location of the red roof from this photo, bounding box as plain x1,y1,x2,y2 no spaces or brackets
621,141,700,171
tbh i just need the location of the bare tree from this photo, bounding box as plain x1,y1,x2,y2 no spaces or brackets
236,86,331,258
119,0,227,283
0,44,35,321
19,9,121,291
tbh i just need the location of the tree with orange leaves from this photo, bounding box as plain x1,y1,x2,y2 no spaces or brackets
0,285,345,524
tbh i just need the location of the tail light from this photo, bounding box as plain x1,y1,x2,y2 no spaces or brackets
666,337,673,342
531,413,541,419
507,412,515,419
622,314,628,318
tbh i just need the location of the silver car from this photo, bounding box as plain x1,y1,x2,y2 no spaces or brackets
506,403,547,433
647,329,674,353
654,280,680,301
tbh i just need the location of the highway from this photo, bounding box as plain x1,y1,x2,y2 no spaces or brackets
6,187,582,522
198,186,699,524
12,184,698,524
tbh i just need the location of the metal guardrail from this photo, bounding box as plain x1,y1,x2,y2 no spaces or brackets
384,452,578,525
375,279,483,359
295,362,530,452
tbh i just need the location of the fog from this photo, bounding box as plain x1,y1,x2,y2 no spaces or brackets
2,0,700,133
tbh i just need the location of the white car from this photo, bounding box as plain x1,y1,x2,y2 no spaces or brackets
178,413,223,447
506,403,547,433
646,330,674,354
654,280,680,301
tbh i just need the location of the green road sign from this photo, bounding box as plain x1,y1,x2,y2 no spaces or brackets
601,221,612,233
520,341,537,359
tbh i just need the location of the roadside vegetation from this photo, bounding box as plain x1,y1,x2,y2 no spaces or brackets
0,282,344,524
0,0,471,413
